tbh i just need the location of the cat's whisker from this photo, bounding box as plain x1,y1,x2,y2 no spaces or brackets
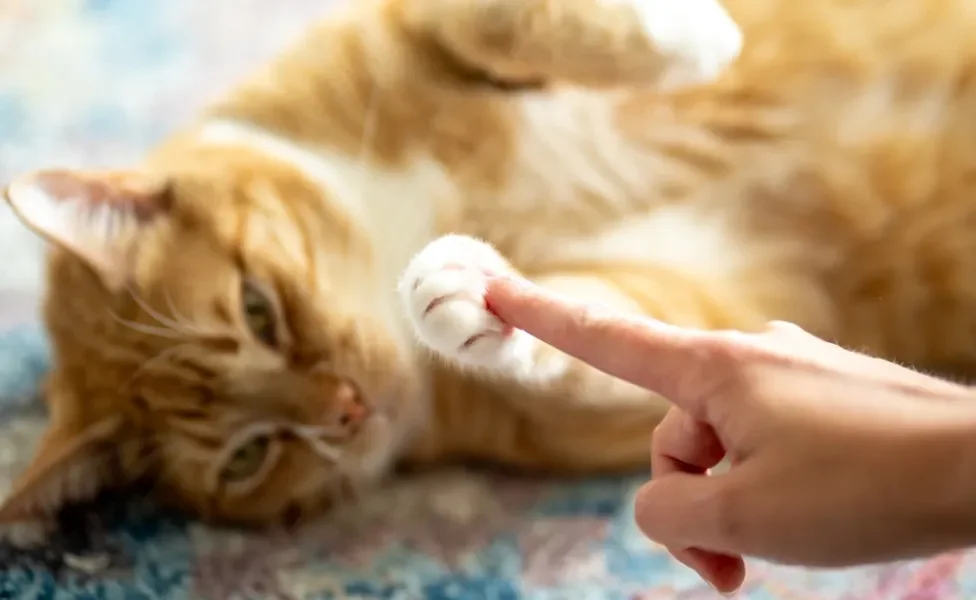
134,288,236,341
162,289,196,332
126,287,190,336
299,433,343,463
121,343,193,394
308,354,343,376
108,310,185,340
299,423,348,439
162,288,215,338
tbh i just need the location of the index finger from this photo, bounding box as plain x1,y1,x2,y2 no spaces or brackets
486,276,717,407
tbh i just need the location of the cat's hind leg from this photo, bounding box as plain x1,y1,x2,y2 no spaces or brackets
396,0,742,89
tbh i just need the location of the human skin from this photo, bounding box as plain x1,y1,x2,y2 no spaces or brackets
486,275,976,595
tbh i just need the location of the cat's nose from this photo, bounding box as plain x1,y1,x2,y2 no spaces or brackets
335,381,371,430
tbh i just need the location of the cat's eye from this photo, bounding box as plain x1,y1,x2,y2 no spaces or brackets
240,278,278,347
221,435,272,482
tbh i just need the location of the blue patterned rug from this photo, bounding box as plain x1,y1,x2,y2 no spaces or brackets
1,1,975,598
0,328,970,600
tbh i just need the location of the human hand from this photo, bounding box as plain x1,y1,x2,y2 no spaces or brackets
486,276,976,594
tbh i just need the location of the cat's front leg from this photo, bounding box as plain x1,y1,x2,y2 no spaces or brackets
397,0,742,89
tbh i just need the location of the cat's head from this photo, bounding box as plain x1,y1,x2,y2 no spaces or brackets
0,144,419,530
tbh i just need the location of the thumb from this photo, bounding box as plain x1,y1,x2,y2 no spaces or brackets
635,473,749,593
634,471,746,556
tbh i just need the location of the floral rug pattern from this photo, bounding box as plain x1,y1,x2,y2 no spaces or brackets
0,1,974,598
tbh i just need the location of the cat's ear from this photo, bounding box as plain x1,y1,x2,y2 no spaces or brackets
0,416,125,524
2,169,173,290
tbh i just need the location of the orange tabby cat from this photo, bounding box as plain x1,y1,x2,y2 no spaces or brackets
3,0,975,532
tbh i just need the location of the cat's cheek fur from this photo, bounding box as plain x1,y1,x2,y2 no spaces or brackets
399,235,537,372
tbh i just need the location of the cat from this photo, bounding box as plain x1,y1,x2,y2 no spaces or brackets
3,0,976,535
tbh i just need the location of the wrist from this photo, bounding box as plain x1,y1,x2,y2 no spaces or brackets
912,392,976,553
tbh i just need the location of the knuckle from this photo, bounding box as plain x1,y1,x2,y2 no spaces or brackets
763,320,810,342
701,333,743,360
765,319,797,332
709,326,783,370
699,336,749,383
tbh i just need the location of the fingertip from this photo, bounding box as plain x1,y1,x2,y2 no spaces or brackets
708,552,747,596
633,479,665,537
637,477,746,596
484,275,526,312
485,275,550,328
671,547,746,597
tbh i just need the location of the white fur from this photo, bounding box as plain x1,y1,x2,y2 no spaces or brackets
4,178,138,284
513,91,651,212
398,235,538,372
502,90,748,278
625,0,743,87
552,205,745,278
5,180,95,244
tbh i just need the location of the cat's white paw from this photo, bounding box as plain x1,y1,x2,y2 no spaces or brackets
630,0,742,86
399,235,527,370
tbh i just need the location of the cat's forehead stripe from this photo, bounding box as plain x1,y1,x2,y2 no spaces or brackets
196,120,366,219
